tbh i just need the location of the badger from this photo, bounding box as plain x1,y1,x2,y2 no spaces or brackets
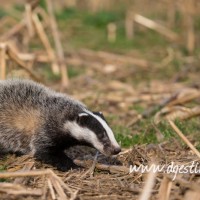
0,79,121,171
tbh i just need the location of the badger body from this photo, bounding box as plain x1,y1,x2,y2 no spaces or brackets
0,79,120,171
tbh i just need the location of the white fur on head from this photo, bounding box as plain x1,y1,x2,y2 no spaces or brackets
64,121,104,153
78,113,88,117
84,110,120,149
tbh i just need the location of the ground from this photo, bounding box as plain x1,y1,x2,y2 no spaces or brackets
0,2,200,200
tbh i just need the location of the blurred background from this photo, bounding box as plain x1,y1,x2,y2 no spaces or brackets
0,1,200,199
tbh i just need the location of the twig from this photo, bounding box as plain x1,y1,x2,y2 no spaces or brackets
168,120,200,159
0,169,51,179
166,88,200,107
80,151,99,178
14,162,35,184
107,23,116,42
25,3,34,37
139,169,157,200
159,47,174,68
155,106,200,123
42,177,48,200
158,176,172,200
90,151,99,177
47,178,56,200
34,7,50,27
17,52,50,62
125,10,134,39
32,13,59,74
50,176,67,200
46,0,69,88
27,0,40,10
0,188,42,196
0,20,26,41
78,48,150,68
0,182,23,190
74,159,129,174
6,45,42,82
0,183,42,196
179,106,200,120
49,170,73,194
0,169,75,199
134,14,179,42
70,190,79,200
182,0,195,54
166,175,200,191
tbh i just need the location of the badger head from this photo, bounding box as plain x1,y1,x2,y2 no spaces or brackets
64,110,121,156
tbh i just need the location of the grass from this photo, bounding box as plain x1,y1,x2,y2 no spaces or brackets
0,164,7,182
0,165,6,171
13,4,24,12
68,65,85,78
41,64,61,82
55,6,200,60
130,104,145,113
0,8,6,18
41,64,83,82
83,10,123,28
113,117,200,149
6,4,200,61
55,7,191,84
56,8,169,54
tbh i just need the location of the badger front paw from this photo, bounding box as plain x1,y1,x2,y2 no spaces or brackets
34,150,80,171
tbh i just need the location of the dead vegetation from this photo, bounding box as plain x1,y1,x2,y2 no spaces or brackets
0,0,68,88
0,139,200,200
0,0,200,199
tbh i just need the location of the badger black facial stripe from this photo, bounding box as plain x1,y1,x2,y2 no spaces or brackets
64,121,104,153
84,110,120,148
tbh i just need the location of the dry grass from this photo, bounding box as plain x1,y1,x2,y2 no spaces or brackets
0,1,200,199
0,140,200,200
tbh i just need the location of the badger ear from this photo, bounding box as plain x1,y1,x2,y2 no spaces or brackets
93,111,105,119
93,111,102,116
77,113,89,125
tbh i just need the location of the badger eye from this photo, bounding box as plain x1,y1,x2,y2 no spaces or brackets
103,131,107,137
99,131,106,139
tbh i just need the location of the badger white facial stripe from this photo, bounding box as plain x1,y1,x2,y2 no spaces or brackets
64,121,104,153
78,113,89,117
84,110,120,148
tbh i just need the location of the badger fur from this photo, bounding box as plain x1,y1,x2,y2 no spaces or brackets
0,79,121,171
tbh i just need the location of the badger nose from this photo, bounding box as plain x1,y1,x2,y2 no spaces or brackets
113,147,121,155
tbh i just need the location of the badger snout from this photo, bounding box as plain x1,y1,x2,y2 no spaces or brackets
103,145,121,156
112,147,121,155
